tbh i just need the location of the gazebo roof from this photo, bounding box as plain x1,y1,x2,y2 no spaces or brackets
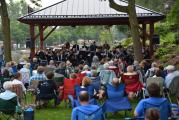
18,0,165,26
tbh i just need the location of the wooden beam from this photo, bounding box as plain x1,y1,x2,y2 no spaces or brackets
30,25,35,59
44,26,57,41
149,23,154,56
142,24,147,47
34,26,48,40
39,25,44,49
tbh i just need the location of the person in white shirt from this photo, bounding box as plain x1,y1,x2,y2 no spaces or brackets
165,65,179,88
20,63,31,89
0,81,17,100
12,72,26,93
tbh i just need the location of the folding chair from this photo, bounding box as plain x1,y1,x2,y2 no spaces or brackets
0,97,22,120
90,76,101,92
36,80,59,107
141,98,171,120
68,95,98,108
75,85,94,98
63,78,77,100
122,74,144,98
169,76,179,103
103,84,132,115
12,84,26,106
146,77,166,98
75,105,106,120
76,73,86,85
54,73,64,86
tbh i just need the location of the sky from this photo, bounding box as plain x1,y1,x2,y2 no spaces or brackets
7,0,61,8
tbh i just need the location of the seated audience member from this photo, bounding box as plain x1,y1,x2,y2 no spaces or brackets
146,69,164,95
122,65,143,99
81,77,92,88
99,63,116,85
37,71,59,107
20,63,30,89
165,65,179,88
81,65,92,77
1,69,11,86
12,72,26,93
55,62,67,77
30,66,46,84
47,60,56,69
145,62,158,79
134,83,170,118
71,91,99,120
0,81,17,100
145,108,160,120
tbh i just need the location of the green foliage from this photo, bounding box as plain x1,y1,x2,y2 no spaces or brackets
168,0,179,26
160,32,176,44
155,47,170,58
121,37,133,47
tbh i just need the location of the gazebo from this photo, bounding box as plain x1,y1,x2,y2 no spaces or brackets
18,0,165,58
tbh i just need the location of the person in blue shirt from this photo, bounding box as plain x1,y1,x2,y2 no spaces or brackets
71,91,99,120
134,83,170,119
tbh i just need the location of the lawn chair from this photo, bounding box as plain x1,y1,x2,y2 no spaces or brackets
136,98,171,120
36,80,59,107
103,84,132,115
75,85,94,98
0,97,22,120
169,76,179,102
121,74,144,98
146,77,166,98
75,105,106,120
90,76,101,92
75,73,86,85
54,73,64,86
68,95,98,108
12,84,26,106
63,78,77,100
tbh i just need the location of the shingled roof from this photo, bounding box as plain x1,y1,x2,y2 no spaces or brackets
18,0,165,26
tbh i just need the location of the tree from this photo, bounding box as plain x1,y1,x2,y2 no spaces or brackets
0,0,41,62
108,0,143,61
168,0,179,26
0,0,12,62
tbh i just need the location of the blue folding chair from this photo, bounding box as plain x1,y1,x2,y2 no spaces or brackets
142,99,171,120
76,106,106,120
90,76,100,92
104,83,132,113
68,95,96,108
75,85,94,98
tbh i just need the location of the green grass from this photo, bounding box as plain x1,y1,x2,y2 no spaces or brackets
1,93,176,120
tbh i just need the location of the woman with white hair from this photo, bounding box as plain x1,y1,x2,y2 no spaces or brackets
0,81,17,100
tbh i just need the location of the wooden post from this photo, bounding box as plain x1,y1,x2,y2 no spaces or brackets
30,25,35,59
39,26,44,49
142,23,146,47
149,23,154,57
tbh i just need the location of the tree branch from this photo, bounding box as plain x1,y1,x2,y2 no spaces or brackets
108,0,128,13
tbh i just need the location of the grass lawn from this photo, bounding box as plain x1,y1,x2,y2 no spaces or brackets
25,92,139,120
25,93,176,120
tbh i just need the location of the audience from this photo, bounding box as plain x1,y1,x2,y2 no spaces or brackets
30,66,46,84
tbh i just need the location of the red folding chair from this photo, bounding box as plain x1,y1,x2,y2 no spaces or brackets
121,74,143,94
63,78,77,100
75,73,86,85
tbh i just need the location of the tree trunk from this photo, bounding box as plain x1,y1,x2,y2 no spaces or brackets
128,0,143,62
108,0,143,62
0,0,12,62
